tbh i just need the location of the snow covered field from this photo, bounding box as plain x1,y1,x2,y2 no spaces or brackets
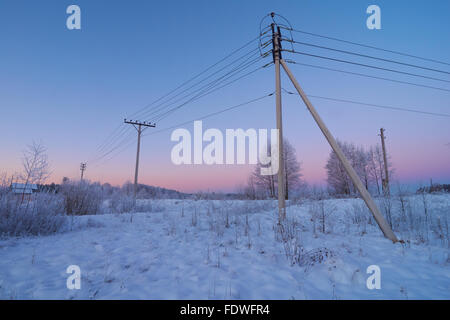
0,195,449,299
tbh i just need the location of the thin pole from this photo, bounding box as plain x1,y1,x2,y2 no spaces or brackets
124,119,156,199
379,128,390,196
272,23,286,221
280,58,398,242
134,124,142,198
80,163,86,181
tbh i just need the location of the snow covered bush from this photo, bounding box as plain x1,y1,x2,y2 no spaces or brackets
135,199,165,213
107,193,136,213
274,217,304,265
106,193,165,214
0,192,66,237
60,180,104,215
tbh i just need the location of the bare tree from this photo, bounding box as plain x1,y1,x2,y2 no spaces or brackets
283,139,302,200
250,139,302,199
325,140,353,195
367,146,382,195
21,141,51,201
244,175,258,200
326,140,394,196
367,144,394,195
251,161,276,198
325,140,370,196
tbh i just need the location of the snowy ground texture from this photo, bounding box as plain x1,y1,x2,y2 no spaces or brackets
0,195,449,299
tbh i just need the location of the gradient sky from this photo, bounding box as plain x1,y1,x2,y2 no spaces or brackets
0,0,449,192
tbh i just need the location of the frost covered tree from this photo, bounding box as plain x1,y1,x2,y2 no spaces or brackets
367,144,394,195
326,140,393,196
250,139,302,199
326,141,352,195
251,162,276,198
21,141,51,186
20,141,51,202
283,139,302,199
325,140,369,196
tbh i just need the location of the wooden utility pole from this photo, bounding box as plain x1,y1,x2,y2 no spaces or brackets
379,128,390,196
80,163,86,181
271,21,286,221
279,59,398,242
124,119,156,198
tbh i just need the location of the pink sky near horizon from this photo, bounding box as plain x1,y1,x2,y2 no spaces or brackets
3,136,448,193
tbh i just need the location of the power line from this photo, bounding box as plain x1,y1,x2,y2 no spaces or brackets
280,26,450,67
91,58,270,166
94,47,262,157
282,39,450,75
91,58,270,165
283,49,450,83
282,88,450,118
89,129,136,165
145,93,273,137
285,60,450,93
92,33,266,160
154,60,271,122
138,47,264,121
91,46,270,163
145,51,266,122
130,35,265,120
92,93,273,166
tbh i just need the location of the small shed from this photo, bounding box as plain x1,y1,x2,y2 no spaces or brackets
10,183,38,195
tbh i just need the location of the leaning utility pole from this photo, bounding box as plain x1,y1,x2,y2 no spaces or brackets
80,163,86,181
271,21,286,221
124,119,156,198
279,58,398,243
379,128,390,196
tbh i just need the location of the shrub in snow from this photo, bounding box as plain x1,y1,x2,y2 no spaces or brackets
106,193,165,214
299,248,334,269
309,199,336,235
275,217,304,266
0,192,66,237
108,193,136,213
60,180,103,215
135,200,165,213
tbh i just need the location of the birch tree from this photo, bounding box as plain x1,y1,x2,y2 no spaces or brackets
250,139,302,199
21,141,51,201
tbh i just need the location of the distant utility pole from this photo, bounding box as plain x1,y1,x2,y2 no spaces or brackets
124,119,156,198
379,128,390,196
80,163,86,181
271,20,286,222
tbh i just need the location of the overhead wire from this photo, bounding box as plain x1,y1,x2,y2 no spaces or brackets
280,26,450,67
282,88,450,118
283,49,450,84
92,93,274,167
91,55,271,165
93,46,263,158
90,33,269,163
143,50,266,122
283,38,450,75
284,60,450,93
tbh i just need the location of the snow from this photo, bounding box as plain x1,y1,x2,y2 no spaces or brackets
0,196,449,299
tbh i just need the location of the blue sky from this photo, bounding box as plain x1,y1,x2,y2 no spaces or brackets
0,0,449,192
